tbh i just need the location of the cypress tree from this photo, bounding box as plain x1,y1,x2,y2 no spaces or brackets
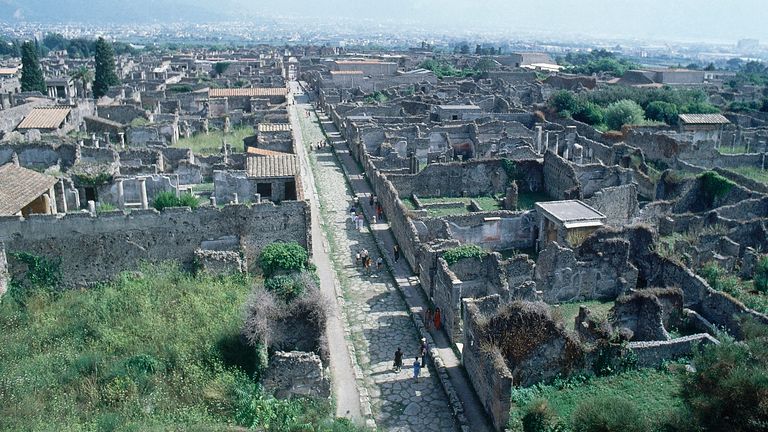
93,37,120,98
20,41,46,94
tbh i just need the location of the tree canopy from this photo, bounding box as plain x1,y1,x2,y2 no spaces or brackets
20,41,46,94
93,37,120,98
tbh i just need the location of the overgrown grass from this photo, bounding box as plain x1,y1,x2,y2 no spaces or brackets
509,368,684,431
731,166,768,185
552,300,614,331
0,263,355,431
699,262,768,315
173,126,253,155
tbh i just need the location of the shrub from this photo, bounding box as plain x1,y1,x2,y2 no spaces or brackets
680,322,768,431
698,171,735,206
571,396,647,432
152,191,200,211
604,99,645,131
259,242,308,277
443,244,487,265
522,398,560,432
549,90,581,116
573,102,604,126
755,255,768,293
645,101,679,125
264,274,305,302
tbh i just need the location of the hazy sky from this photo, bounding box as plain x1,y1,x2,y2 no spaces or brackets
2,0,765,43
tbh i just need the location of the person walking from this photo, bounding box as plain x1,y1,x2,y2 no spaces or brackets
420,338,429,367
376,256,383,274
393,244,400,263
434,307,442,331
393,348,403,372
424,307,433,330
369,194,375,207
412,357,421,381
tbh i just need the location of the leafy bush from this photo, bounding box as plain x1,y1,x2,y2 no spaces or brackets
645,101,679,125
522,398,561,432
443,244,487,265
698,171,735,206
572,102,604,126
604,99,645,131
264,274,305,302
259,242,308,276
549,90,581,115
571,396,647,432
679,322,768,431
755,255,768,293
152,191,200,211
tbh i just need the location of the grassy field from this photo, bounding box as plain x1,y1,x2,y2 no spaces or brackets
510,368,684,430
552,300,614,331
0,263,356,431
517,191,554,210
731,166,768,185
173,127,253,155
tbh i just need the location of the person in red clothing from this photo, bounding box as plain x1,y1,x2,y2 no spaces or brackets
433,307,442,331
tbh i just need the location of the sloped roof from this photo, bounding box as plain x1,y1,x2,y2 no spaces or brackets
246,147,293,157
678,114,730,125
0,163,58,216
17,106,71,130
535,200,606,228
246,155,298,178
209,87,288,97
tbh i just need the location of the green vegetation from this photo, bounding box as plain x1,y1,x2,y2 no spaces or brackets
173,126,253,155
517,191,555,211
419,59,477,79
214,62,231,76
0,263,360,431
443,244,487,265
699,262,768,315
548,86,719,131
603,100,646,131
552,301,613,332
259,242,309,277
698,170,735,206
94,37,120,98
96,202,117,213
730,166,768,185
755,256,768,293
363,91,389,104
571,396,647,432
69,65,94,98
167,84,194,93
20,41,46,93
152,191,200,211
558,49,639,77
509,369,683,431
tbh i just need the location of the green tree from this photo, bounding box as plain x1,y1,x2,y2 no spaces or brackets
20,41,46,94
69,65,93,99
93,37,120,98
645,101,679,125
604,99,645,130
549,90,581,116
573,102,605,126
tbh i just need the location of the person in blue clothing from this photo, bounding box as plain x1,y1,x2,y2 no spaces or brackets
412,357,421,381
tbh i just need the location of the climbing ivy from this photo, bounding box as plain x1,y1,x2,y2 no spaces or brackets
10,252,61,289
501,158,519,183
443,244,487,266
698,171,735,206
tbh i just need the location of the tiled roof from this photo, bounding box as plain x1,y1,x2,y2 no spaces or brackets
258,123,292,132
678,114,730,125
335,60,396,65
209,87,288,97
0,163,58,216
17,106,71,130
246,155,298,178
330,70,364,75
246,147,293,157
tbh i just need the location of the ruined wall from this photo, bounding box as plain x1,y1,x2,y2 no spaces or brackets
543,151,580,199
387,159,509,198
0,202,310,287
440,210,537,251
261,351,330,400
629,334,718,368
584,184,639,225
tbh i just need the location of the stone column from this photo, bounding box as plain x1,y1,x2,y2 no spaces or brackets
254,193,261,204
139,177,149,210
104,132,111,146
232,193,239,205
59,179,68,214
42,193,52,215
72,189,80,209
210,196,217,207
48,187,58,214
505,181,518,211
88,200,96,216
535,125,543,154
117,179,125,210
119,132,125,149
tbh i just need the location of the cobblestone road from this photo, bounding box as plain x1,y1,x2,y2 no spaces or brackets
292,97,458,432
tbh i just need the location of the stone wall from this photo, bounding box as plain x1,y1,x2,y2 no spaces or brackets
261,351,330,400
543,151,580,199
584,184,639,225
439,210,537,251
97,104,148,124
629,334,718,368
0,202,310,287
387,159,510,198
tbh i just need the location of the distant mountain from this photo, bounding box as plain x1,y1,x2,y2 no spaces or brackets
0,0,237,23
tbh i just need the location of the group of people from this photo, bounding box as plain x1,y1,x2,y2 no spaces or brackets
355,248,383,276
349,202,365,231
393,337,430,381
424,307,442,331
368,194,385,224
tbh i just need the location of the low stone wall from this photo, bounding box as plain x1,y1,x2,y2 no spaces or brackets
262,351,330,400
629,334,718,368
0,202,310,287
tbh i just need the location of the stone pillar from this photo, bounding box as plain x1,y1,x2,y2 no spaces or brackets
535,125,543,154
566,126,577,147
573,144,584,165
117,179,125,209
104,132,111,146
232,193,239,204
48,187,58,214
254,193,261,204
88,200,96,215
72,189,80,209
505,181,519,211
118,132,125,149
139,178,149,210
59,179,68,214
210,196,217,207
545,132,550,155
42,193,52,215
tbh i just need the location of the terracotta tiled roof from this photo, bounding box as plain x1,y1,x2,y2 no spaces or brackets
246,155,298,178
258,123,292,132
17,106,71,130
330,70,364,75
246,147,293,156
209,87,288,97
678,114,730,125
0,163,58,216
